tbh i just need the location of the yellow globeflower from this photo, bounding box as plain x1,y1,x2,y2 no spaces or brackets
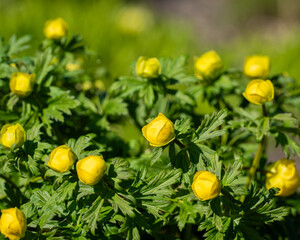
76,155,107,185
142,113,175,147
47,145,77,173
136,56,161,78
194,50,223,80
244,55,270,79
0,207,27,240
44,18,68,40
243,79,274,105
9,72,35,97
192,171,221,201
0,124,26,149
266,159,300,197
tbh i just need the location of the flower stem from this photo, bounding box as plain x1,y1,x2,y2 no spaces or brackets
174,138,185,149
241,104,267,202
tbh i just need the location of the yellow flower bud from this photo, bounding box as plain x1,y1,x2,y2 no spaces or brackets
242,79,274,105
136,56,161,78
44,18,68,40
194,50,223,80
0,207,27,240
47,145,77,173
9,72,35,97
244,55,270,79
266,159,300,197
76,155,107,185
142,113,175,147
0,124,26,149
192,171,221,201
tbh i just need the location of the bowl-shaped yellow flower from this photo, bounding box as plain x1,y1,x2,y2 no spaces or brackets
0,124,26,149
194,50,223,80
142,113,175,147
44,18,68,40
192,171,221,201
243,79,274,105
136,56,161,78
0,207,27,240
244,55,270,79
266,159,300,197
9,72,35,97
76,155,107,185
47,145,77,173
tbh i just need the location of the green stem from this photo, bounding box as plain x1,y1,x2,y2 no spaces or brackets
241,104,267,202
244,136,265,188
174,138,185,149
0,174,24,199
184,223,192,240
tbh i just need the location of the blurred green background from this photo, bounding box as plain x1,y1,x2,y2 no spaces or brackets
1,0,300,80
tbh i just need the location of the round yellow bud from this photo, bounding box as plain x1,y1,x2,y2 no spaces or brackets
266,159,300,197
136,56,161,78
9,72,35,97
44,18,68,40
244,55,270,79
0,207,27,240
0,124,26,149
142,113,175,147
76,155,107,185
192,171,221,201
194,50,223,80
47,145,77,173
242,79,274,105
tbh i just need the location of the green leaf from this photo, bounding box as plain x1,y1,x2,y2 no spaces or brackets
150,147,163,166
82,196,105,235
140,169,182,195
67,133,96,158
194,109,227,142
7,35,31,56
101,98,128,116
34,48,54,85
42,87,80,135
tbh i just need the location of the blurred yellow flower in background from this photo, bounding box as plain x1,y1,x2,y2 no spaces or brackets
244,55,270,79
116,6,153,34
194,50,223,80
44,18,68,39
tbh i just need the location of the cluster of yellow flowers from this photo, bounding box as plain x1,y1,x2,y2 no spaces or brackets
0,130,107,240
47,145,107,186
139,53,299,200
141,113,221,201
